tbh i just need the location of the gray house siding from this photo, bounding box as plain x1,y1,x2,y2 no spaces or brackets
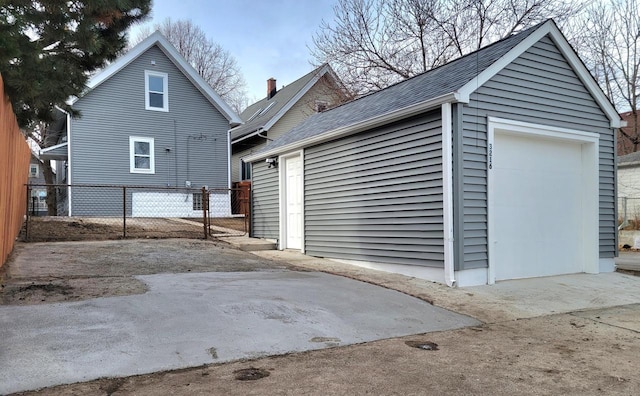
459,34,615,269
304,111,444,267
251,160,279,239
70,45,230,216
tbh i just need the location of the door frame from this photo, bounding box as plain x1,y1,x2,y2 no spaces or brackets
278,150,304,251
486,117,599,284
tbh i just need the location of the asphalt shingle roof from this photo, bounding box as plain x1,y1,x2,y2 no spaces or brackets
253,22,541,156
230,65,330,141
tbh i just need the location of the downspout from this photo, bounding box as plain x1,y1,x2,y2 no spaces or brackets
442,102,456,287
65,111,72,217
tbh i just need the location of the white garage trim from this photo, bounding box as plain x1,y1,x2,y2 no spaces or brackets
441,103,456,287
278,150,304,251
487,117,599,284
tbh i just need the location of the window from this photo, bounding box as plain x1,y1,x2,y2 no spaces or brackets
129,137,155,173
145,70,168,111
29,164,39,178
193,193,202,210
240,160,251,180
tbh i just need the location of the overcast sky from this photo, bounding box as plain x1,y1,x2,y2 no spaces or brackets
128,0,337,105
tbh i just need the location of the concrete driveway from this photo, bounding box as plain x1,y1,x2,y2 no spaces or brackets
0,270,479,394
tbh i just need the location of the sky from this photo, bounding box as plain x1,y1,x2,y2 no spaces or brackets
128,0,338,105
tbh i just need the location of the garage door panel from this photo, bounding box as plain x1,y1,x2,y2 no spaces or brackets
493,132,584,280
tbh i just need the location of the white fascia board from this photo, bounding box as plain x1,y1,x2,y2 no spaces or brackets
262,65,331,132
458,20,623,128
243,92,459,163
230,127,264,145
67,32,243,126
153,37,242,125
40,141,68,153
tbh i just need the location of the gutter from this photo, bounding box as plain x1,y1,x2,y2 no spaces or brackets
243,92,462,163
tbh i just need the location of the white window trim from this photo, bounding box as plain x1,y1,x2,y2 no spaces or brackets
29,164,39,178
240,159,252,181
144,70,169,112
129,136,155,174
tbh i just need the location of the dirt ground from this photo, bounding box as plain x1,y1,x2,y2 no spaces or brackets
24,216,247,243
2,239,639,395
0,239,295,305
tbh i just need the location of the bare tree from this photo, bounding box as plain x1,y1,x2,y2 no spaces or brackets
134,19,248,113
574,0,639,154
311,0,583,95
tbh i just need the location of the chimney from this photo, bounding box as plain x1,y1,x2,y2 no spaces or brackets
267,78,277,99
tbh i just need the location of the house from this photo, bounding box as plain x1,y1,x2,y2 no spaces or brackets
27,153,48,216
617,110,639,156
40,32,242,217
617,151,640,225
243,20,623,287
230,64,347,184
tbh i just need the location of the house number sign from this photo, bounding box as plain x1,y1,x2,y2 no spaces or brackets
488,143,493,170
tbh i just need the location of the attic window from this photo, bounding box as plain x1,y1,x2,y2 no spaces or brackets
29,164,39,178
145,70,168,111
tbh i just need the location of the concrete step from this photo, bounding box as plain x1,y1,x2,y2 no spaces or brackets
237,242,277,251
218,236,277,251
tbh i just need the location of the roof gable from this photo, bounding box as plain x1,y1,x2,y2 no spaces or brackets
230,64,341,142
244,19,622,162
69,32,241,125
457,20,621,128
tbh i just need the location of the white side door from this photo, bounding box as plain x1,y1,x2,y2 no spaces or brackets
284,155,302,249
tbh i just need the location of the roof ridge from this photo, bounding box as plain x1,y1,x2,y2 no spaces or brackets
318,20,547,115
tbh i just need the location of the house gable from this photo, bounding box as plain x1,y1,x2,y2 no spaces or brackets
70,32,241,125
69,44,231,195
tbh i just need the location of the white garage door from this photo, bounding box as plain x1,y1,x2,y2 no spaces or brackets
492,132,585,281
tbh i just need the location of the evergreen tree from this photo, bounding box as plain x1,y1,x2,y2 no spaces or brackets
0,0,151,128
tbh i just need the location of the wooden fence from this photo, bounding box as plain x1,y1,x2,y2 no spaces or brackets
0,73,30,267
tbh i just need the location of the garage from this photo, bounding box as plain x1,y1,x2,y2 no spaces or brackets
488,118,600,282
246,20,621,286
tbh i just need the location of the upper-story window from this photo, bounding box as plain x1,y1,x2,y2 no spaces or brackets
29,164,39,178
130,136,155,174
145,70,168,111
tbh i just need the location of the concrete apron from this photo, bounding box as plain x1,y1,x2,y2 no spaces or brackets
0,271,479,394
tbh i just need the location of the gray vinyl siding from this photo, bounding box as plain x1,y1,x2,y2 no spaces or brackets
70,45,230,216
251,160,279,239
460,34,615,269
304,111,444,267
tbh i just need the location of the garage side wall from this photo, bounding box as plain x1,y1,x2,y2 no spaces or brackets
460,34,614,270
304,111,446,267
251,160,279,239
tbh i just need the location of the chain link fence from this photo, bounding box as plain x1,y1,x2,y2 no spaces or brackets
24,184,249,242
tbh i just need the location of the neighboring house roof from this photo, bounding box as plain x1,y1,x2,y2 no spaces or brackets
40,142,68,160
230,64,340,142
245,19,623,162
618,151,640,167
68,31,242,126
617,110,639,156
